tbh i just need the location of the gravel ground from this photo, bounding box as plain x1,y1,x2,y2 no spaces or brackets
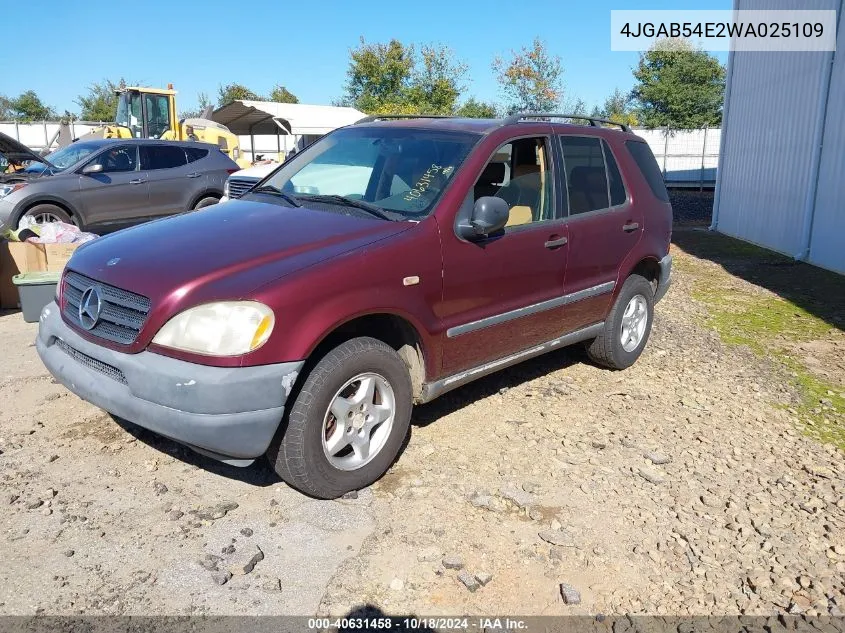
1,239,842,618
668,190,713,226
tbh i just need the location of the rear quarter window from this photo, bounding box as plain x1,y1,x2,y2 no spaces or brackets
625,140,669,202
185,147,209,163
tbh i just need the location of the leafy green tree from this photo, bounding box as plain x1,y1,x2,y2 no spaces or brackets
455,98,498,118
179,92,213,119
631,39,725,128
6,90,56,121
341,38,467,114
217,83,261,106
0,95,11,119
406,45,467,114
493,38,563,114
342,38,416,113
594,88,639,126
269,85,299,104
76,79,128,121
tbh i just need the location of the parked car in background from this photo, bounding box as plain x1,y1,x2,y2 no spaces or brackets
36,114,672,499
0,134,238,232
221,161,279,201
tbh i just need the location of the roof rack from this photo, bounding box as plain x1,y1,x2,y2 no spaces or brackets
356,114,454,124
504,113,631,133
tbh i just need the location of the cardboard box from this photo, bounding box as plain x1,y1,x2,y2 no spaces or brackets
0,241,47,309
45,243,80,273
0,241,81,309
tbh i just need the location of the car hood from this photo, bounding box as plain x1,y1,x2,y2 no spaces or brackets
0,131,53,167
67,199,412,311
0,169,49,184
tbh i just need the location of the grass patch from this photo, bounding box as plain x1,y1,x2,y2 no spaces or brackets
674,230,845,449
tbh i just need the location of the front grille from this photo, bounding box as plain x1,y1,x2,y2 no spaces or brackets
62,271,151,345
227,176,259,199
56,339,127,385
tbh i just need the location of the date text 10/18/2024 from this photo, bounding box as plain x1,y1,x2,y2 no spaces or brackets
307,617,529,630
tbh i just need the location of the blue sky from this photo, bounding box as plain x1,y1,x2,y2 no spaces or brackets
4,0,730,115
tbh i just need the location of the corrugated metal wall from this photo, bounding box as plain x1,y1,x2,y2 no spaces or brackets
714,0,844,274
809,14,845,274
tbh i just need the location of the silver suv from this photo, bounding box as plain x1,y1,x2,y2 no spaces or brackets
0,134,239,232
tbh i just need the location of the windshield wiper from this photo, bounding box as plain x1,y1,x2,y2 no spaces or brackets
298,194,393,221
250,185,301,207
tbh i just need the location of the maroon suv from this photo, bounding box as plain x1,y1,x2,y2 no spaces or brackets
36,114,672,499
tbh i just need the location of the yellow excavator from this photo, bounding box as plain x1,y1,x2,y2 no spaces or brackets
64,85,251,168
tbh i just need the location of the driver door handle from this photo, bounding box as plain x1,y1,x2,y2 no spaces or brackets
186,172,202,178
544,235,568,249
129,178,146,185
623,222,640,233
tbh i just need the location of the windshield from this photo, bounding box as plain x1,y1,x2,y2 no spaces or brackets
32,142,101,172
115,91,143,137
255,126,480,219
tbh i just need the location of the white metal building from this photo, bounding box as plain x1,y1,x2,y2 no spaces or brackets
711,0,845,274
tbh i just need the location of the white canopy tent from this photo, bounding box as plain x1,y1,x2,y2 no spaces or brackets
211,101,366,161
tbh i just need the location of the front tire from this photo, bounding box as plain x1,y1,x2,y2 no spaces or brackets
586,274,654,370
192,196,220,210
19,203,72,228
267,337,413,499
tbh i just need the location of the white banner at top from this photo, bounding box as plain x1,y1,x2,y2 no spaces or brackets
610,10,837,52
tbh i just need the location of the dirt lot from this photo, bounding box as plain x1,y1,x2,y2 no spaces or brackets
1,228,843,618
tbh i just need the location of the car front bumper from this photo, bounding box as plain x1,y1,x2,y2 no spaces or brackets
654,254,673,303
36,302,303,465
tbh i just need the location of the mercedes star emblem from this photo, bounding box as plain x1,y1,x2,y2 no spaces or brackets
78,287,103,330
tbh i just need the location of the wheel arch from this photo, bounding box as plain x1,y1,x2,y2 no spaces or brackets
15,196,80,227
188,188,223,210
305,312,428,401
627,256,662,296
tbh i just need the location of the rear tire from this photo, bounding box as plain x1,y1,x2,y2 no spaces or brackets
586,274,654,370
192,196,219,210
267,337,413,499
19,203,72,228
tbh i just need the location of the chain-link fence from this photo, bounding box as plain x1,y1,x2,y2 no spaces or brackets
633,126,721,190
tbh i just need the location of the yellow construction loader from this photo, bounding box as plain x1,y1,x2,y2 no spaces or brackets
65,85,250,168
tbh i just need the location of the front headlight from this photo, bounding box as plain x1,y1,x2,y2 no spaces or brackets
0,183,26,199
152,301,275,356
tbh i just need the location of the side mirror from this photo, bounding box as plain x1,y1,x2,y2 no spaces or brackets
458,196,509,240
81,163,104,175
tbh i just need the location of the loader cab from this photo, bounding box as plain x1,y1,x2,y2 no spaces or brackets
114,88,177,140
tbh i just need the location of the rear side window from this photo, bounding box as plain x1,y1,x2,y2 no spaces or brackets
141,145,187,170
185,147,209,163
560,136,609,214
625,140,669,202
603,141,627,206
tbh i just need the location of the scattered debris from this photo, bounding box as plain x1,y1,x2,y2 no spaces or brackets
228,544,264,576
637,467,666,485
458,571,480,592
643,451,671,465
559,583,581,605
538,529,576,547
475,572,493,586
211,571,232,586
198,554,221,571
442,555,464,570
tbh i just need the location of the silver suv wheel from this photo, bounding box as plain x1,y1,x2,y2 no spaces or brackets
321,372,395,471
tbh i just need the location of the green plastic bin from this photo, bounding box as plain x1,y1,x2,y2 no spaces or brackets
13,272,61,323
